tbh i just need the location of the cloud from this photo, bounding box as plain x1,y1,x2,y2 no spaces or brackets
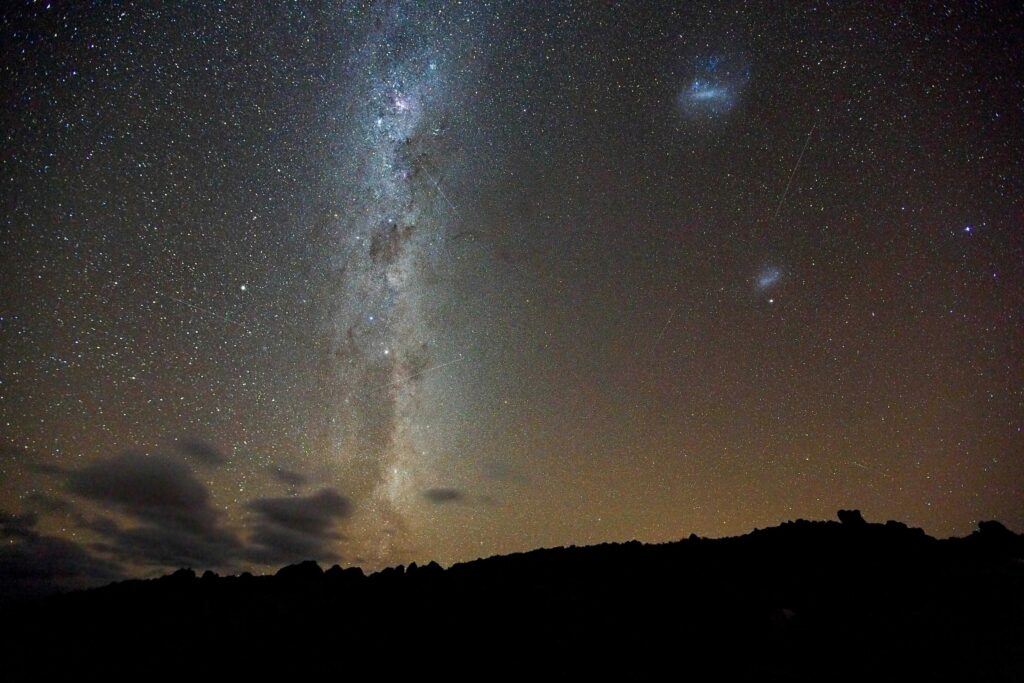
65,451,243,569
245,489,352,565
247,489,352,535
482,460,529,484
0,510,123,602
26,462,67,477
175,438,228,467
23,492,74,514
1,511,40,539
268,466,307,488
91,518,241,569
0,444,68,479
68,452,215,528
423,488,465,504
2,451,358,590
0,534,123,589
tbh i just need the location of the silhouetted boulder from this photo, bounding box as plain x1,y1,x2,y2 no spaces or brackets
968,520,1024,557
201,570,219,581
837,509,866,525
882,519,928,542
275,560,323,582
162,567,196,583
324,564,365,583
405,560,443,581
978,519,1012,538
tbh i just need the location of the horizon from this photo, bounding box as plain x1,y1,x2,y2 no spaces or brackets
13,509,1020,596
106,511,1024,578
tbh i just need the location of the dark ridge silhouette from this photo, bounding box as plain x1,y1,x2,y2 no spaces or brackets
1,511,1021,679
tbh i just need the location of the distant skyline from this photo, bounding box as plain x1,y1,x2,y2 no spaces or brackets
2,1,1021,591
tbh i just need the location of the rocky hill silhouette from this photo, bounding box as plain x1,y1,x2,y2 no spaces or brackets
2,511,1022,679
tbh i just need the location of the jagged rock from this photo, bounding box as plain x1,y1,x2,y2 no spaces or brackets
324,565,365,582
837,509,867,525
373,564,405,580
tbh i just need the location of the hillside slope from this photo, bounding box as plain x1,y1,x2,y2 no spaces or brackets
3,511,1022,679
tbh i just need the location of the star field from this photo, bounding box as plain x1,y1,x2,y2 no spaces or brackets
1,1,1022,586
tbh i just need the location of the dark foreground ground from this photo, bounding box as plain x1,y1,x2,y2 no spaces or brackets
2,510,1022,679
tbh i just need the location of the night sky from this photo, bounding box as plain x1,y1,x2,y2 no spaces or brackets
2,1,1022,592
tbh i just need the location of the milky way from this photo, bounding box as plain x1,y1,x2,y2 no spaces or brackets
321,4,482,562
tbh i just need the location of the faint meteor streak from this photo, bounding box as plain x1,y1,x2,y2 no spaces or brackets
422,166,460,219
650,304,678,355
371,352,470,392
769,123,816,225
851,460,894,480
